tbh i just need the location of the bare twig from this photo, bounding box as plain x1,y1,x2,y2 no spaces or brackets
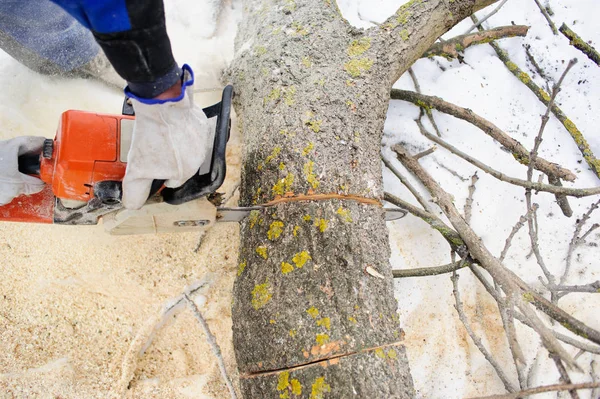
382,155,433,212
591,360,600,399
499,208,535,262
423,25,529,59
413,146,437,160
551,354,580,399
471,14,600,180
524,60,576,287
390,89,576,182
561,199,600,285
467,382,600,399
463,0,510,34
185,294,238,399
392,261,467,278
548,175,573,217
408,69,443,137
497,295,527,389
403,117,600,197
560,23,600,67
580,223,599,242
451,268,518,392
551,281,600,300
523,44,552,87
533,0,558,35
464,173,479,224
384,191,465,250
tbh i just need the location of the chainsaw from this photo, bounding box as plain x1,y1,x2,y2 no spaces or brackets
0,86,407,235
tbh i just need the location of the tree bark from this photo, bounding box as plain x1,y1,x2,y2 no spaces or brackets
227,0,498,397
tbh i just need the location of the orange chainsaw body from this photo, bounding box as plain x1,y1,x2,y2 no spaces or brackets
0,110,133,223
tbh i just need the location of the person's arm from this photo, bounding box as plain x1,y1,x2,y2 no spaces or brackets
50,0,181,99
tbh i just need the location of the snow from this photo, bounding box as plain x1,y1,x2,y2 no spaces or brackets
1,0,599,398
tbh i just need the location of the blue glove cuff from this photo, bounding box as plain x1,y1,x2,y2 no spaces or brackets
125,64,195,104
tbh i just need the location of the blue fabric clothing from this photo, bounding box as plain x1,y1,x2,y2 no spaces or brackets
0,0,179,98
0,0,98,71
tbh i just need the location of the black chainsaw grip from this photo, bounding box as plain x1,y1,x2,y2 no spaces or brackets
160,84,233,205
18,153,41,176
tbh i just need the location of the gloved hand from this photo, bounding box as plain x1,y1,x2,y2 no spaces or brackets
0,136,46,206
123,65,213,210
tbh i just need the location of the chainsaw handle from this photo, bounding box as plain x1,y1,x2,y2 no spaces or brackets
18,153,41,176
94,84,233,207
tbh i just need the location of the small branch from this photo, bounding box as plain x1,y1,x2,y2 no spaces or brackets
499,208,535,262
467,382,600,399
523,44,552,86
451,269,518,393
532,0,558,35
463,0,510,34
464,173,479,224
390,89,576,182
592,360,600,399
471,15,600,180
580,223,599,242
560,23,600,67
524,60,576,287
399,119,600,198
413,146,437,160
548,175,573,218
185,294,238,399
384,191,466,251
550,281,600,299
423,25,529,59
382,155,433,212
551,354,580,399
561,199,600,285
392,261,467,278
408,69,443,137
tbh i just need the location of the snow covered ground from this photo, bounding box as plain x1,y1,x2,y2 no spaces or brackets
0,0,598,398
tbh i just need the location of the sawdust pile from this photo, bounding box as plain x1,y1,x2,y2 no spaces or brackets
0,110,242,399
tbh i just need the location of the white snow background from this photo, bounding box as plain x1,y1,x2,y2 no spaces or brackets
0,0,598,398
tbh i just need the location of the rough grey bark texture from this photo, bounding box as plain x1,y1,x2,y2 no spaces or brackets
227,0,497,397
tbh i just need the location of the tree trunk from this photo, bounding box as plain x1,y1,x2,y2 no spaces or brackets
228,0,497,397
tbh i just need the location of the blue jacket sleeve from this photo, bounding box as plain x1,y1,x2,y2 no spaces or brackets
50,0,181,98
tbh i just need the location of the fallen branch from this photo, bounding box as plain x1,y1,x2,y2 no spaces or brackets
393,144,578,368
392,261,466,278
384,191,465,250
499,208,535,262
467,382,600,399
560,23,600,67
390,89,576,182
382,156,433,212
470,15,600,180
413,146,437,160
533,0,558,35
551,354,580,399
185,294,238,399
548,175,573,217
561,199,600,285
408,68,443,137
463,0,510,34
524,60,577,287
452,269,518,393
405,118,600,197
464,173,479,224
423,25,530,59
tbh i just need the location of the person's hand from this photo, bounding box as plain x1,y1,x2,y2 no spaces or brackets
122,65,213,210
0,136,46,206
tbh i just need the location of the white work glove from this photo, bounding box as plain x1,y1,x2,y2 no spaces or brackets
0,136,46,206
123,65,213,210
